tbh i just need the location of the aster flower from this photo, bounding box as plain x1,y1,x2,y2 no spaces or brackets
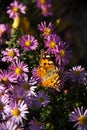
0,69,17,90
1,48,20,63
20,77,38,97
19,34,38,51
69,107,87,130
7,101,29,124
9,60,29,80
33,90,50,108
41,4,53,17
44,34,62,55
55,42,72,65
0,121,21,130
29,117,45,130
38,21,54,37
0,24,11,43
7,0,26,19
36,0,52,8
68,65,87,84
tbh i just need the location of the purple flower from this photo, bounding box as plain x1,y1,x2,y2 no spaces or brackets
2,48,20,63
33,90,50,108
9,60,29,80
68,65,87,84
55,42,72,65
38,21,54,37
29,117,45,130
19,34,38,51
41,4,53,17
69,107,87,130
7,101,29,124
36,0,52,8
7,0,26,19
0,69,17,89
44,34,62,55
0,24,11,43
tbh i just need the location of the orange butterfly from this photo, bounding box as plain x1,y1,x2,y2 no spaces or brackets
37,50,60,91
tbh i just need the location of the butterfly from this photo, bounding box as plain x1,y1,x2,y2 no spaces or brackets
37,49,61,91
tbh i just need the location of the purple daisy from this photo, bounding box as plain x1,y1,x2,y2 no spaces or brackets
69,107,87,130
7,0,26,19
44,34,62,55
0,69,17,90
7,101,29,124
55,42,72,65
68,65,87,84
38,21,54,37
19,34,38,51
33,90,50,108
0,24,11,43
36,0,52,8
41,4,53,17
2,48,20,63
29,117,45,130
9,60,29,80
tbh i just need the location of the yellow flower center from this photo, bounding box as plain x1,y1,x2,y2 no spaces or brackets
0,103,4,110
38,97,44,103
78,115,87,125
25,40,31,46
23,83,30,91
0,29,2,35
1,77,8,85
12,108,20,117
50,41,56,48
74,71,80,76
59,49,65,57
44,28,51,35
13,7,19,13
15,67,22,75
9,50,15,57
40,0,46,4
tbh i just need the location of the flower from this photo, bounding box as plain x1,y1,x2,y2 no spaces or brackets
0,69,17,89
68,65,87,84
2,48,20,63
69,107,87,130
55,42,72,65
29,117,45,130
8,101,29,124
41,4,53,17
7,0,26,19
38,21,54,37
36,0,52,8
9,60,29,80
44,34,62,54
33,90,50,108
19,34,38,51
0,24,11,43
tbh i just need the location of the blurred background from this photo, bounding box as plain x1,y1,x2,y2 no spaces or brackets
0,0,87,67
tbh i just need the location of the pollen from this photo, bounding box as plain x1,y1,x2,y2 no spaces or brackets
13,7,19,13
15,67,22,75
12,108,20,117
0,29,2,35
2,77,8,85
44,28,51,35
78,115,87,125
9,50,15,57
23,83,30,91
25,40,31,46
38,97,44,103
59,49,65,57
74,71,80,76
50,41,56,48
0,103,4,110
